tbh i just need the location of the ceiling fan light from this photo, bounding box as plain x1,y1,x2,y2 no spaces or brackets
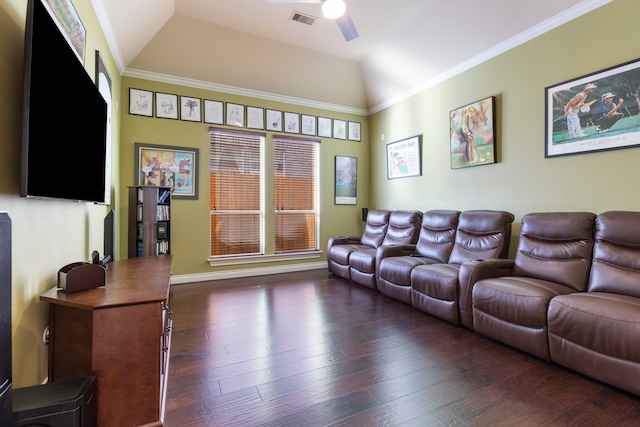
322,0,346,20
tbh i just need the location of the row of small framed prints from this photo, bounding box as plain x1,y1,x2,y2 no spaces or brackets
128,88,362,141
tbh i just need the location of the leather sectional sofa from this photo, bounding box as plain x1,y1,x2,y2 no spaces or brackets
327,209,640,397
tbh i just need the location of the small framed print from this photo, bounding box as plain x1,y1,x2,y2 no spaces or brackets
284,112,300,133
204,99,224,124
155,92,178,120
318,117,332,138
335,155,357,205
333,119,347,139
266,109,282,131
348,121,361,141
226,103,245,127
129,88,153,117
247,106,264,130
180,96,201,122
301,114,316,136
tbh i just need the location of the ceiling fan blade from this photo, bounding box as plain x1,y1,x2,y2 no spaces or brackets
264,0,321,3
336,10,358,41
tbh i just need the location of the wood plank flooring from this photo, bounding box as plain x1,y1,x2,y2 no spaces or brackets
164,269,640,426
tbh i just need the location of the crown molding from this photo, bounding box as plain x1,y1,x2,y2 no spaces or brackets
122,68,369,116
368,0,613,115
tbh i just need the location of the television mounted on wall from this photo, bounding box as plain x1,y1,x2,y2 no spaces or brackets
20,0,108,204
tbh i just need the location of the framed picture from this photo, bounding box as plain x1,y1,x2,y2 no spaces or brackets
226,103,245,127
335,155,357,205
386,135,422,179
155,92,178,120
135,143,199,199
129,88,153,117
95,50,112,205
318,117,332,138
43,0,86,64
284,112,300,133
301,114,316,136
180,96,201,122
333,119,347,139
348,121,361,141
266,109,282,131
204,99,224,124
449,96,497,169
246,106,264,130
545,57,640,158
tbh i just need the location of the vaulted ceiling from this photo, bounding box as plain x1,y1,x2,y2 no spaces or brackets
96,0,611,112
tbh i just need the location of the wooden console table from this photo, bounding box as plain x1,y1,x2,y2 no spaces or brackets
40,256,173,427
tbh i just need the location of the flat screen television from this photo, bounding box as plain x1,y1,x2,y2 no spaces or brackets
20,0,108,203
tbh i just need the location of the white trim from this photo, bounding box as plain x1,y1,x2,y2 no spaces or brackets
208,251,322,267
122,69,368,116
91,0,126,72
170,260,327,285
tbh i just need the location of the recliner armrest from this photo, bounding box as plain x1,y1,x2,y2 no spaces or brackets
327,235,362,248
457,259,515,329
377,244,417,260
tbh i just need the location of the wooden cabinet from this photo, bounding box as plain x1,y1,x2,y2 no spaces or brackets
40,256,173,427
128,186,171,258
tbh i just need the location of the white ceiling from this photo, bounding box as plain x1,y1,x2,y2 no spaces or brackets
96,0,611,111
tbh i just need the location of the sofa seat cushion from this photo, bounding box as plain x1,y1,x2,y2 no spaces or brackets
329,244,369,265
548,292,640,363
410,263,461,324
348,248,377,274
473,276,576,328
411,264,460,302
472,276,577,360
379,256,438,287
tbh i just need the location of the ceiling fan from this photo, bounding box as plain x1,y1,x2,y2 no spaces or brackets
265,0,359,42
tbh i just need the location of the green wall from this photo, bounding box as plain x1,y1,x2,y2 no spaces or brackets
370,0,640,254
1,0,121,387
120,77,370,275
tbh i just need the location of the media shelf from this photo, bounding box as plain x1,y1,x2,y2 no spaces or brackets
128,186,171,258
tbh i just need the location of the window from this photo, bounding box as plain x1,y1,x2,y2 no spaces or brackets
209,128,265,257
209,128,319,261
273,135,319,253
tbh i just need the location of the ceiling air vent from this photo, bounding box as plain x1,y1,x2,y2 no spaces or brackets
290,11,317,26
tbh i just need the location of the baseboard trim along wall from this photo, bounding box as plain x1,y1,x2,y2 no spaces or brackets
170,261,328,285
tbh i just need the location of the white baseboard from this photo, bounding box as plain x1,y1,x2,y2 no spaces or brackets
170,261,328,285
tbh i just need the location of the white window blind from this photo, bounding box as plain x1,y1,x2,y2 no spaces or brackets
209,128,265,257
273,134,319,253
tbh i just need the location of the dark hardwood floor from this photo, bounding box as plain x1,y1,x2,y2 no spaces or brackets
164,270,640,426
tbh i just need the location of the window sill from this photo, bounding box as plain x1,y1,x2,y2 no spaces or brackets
208,251,322,267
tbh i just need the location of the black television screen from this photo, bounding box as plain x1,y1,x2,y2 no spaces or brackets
20,0,108,203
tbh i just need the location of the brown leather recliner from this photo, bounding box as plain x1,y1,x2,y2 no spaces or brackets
548,211,640,396
472,212,596,360
376,210,461,305
327,210,391,280
410,210,514,328
349,210,423,290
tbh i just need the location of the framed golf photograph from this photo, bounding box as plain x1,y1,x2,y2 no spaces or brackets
545,57,640,158
449,96,496,169
386,135,422,179
335,155,357,205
